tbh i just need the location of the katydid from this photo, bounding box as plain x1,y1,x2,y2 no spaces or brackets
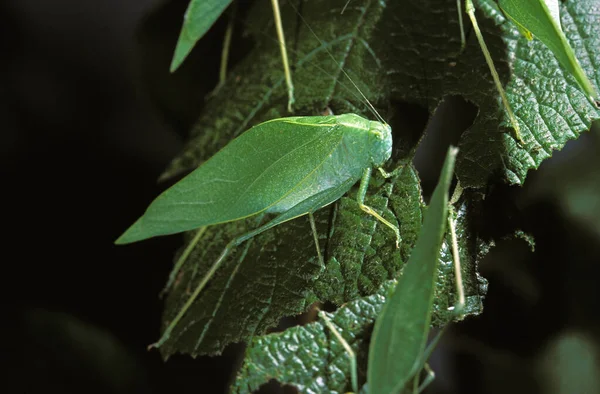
116,0,406,350
116,113,400,348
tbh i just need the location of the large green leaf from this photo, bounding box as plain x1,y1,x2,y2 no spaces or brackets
153,0,597,368
159,162,440,356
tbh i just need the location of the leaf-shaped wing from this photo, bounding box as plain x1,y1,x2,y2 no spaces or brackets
116,117,345,244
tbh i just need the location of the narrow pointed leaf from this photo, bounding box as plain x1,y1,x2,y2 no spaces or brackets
170,0,233,72
367,147,457,394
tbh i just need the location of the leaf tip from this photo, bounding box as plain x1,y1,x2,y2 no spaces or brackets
114,218,145,245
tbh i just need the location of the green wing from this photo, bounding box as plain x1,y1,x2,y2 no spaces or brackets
116,116,345,244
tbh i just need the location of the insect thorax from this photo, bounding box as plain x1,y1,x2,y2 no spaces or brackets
336,113,392,168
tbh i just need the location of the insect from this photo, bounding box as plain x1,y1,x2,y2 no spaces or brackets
116,112,401,348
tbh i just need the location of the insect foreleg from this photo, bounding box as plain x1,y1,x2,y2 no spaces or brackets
377,165,406,179
357,168,401,248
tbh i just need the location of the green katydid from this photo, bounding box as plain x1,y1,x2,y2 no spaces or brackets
460,0,600,142
117,0,410,351
116,114,401,348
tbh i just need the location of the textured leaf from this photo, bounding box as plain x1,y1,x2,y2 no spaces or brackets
163,0,600,187
455,0,600,186
154,0,597,368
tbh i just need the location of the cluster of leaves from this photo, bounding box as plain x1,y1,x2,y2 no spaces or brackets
152,0,599,391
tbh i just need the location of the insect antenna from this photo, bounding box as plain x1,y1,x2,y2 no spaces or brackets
287,2,387,125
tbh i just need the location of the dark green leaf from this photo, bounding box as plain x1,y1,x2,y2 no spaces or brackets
158,163,425,357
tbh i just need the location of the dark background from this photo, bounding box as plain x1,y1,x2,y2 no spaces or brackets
3,0,600,393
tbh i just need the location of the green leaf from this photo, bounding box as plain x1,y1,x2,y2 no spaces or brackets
169,0,233,73
163,0,600,187
498,0,599,104
367,147,456,394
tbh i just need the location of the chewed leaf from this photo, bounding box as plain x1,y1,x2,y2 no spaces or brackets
170,0,233,72
499,0,599,103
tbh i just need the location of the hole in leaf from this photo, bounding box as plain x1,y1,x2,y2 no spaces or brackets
413,95,477,200
268,302,323,334
256,379,300,394
388,99,429,158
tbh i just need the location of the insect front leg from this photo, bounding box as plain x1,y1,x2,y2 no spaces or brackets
356,168,401,248
377,165,406,179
